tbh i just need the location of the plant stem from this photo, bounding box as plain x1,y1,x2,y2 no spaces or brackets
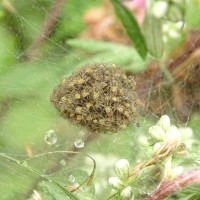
145,168,200,200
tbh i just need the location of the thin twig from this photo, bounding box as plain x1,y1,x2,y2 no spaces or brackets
128,140,178,177
26,0,65,60
145,168,200,200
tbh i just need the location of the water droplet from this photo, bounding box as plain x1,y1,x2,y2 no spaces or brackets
44,129,57,145
68,175,76,183
59,159,66,166
74,138,84,148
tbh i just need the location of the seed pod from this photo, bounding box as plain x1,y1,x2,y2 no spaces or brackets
50,63,137,134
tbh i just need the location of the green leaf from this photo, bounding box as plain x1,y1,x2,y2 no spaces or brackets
67,39,147,73
110,0,147,59
40,181,71,200
0,154,79,200
144,14,163,58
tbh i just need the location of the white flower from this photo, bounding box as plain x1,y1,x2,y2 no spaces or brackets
163,156,172,178
109,177,124,190
166,126,181,143
176,21,184,29
152,1,168,18
149,125,166,141
120,186,134,200
115,159,130,179
179,127,193,148
157,115,171,131
153,142,162,152
170,166,184,179
168,29,180,39
179,127,193,138
162,23,170,33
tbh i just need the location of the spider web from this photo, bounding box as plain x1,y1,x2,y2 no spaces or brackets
0,0,200,200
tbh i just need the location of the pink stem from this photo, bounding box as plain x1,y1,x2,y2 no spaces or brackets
145,168,200,200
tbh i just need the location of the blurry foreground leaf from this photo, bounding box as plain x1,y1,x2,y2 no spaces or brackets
67,39,147,72
0,153,79,200
41,181,71,200
144,14,163,58
110,0,147,59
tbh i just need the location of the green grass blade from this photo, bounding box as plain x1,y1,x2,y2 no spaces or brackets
0,153,79,200
111,0,148,59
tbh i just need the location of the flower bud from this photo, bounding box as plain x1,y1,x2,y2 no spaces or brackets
157,115,170,131
179,127,193,148
163,156,172,178
120,186,134,200
166,126,181,143
115,159,130,179
109,177,124,190
152,1,168,18
179,127,193,139
153,142,162,152
149,125,166,141
167,3,184,22
170,166,184,179
168,29,180,39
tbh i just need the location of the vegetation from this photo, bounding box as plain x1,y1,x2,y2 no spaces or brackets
0,0,200,199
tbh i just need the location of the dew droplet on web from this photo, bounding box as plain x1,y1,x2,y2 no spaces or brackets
68,175,76,183
59,159,66,166
74,138,84,148
44,129,57,145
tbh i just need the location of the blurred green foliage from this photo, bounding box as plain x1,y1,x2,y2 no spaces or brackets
0,0,200,199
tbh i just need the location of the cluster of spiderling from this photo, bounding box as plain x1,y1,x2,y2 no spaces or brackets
50,63,136,134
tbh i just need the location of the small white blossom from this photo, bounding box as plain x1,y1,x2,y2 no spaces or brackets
162,23,170,33
176,21,184,29
170,166,184,179
152,1,168,18
168,29,180,39
115,159,130,179
120,186,134,200
179,127,193,138
109,177,124,190
149,125,166,141
153,142,162,152
157,115,171,131
179,127,193,148
163,156,172,178
166,126,181,143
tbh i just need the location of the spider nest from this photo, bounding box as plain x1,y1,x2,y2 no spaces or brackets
50,63,137,134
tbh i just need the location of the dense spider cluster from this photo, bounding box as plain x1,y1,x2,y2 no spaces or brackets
50,63,136,133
